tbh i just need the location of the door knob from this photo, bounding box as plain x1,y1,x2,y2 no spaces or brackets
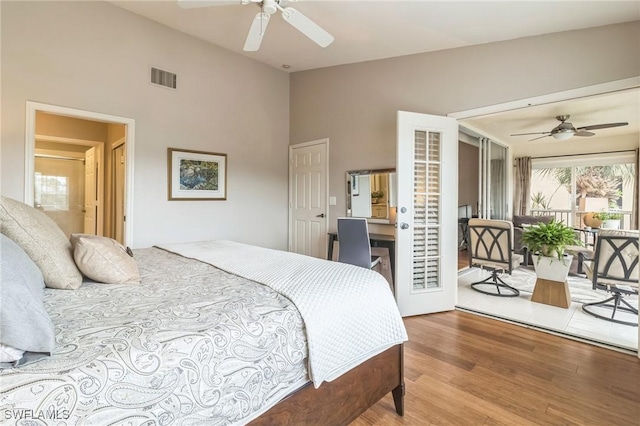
316,213,325,218
400,222,409,230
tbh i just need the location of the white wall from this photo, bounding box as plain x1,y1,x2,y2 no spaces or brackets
1,1,290,249
290,21,640,232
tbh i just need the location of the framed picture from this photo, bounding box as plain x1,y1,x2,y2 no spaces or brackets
168,148,227,200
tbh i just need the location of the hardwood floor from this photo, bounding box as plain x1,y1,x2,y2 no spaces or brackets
351,311,640,426
458,249,469,270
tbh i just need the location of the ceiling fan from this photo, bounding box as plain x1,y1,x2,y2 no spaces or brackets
177,0,334,52
511,115,628,141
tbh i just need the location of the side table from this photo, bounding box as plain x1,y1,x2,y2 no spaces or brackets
531,278,571,308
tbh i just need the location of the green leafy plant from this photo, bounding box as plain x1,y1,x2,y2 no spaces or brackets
520,219,580,260
371,190,384,199
530,191,550,210
593,211,622,220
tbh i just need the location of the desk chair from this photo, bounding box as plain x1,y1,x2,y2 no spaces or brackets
337,217,381,269
468,218,523,297
581,229,638,326
458,205,472,250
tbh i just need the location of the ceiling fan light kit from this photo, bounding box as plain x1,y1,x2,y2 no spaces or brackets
552,130,574,141
177,0,334,52
511,115,628,142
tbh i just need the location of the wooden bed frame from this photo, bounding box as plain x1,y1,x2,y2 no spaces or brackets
251,344,404,425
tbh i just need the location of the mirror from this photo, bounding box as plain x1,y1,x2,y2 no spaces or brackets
346,168,396,224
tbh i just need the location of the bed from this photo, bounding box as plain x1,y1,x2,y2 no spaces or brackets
0,196,407,425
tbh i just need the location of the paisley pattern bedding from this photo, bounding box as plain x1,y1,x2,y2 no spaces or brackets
0,248,308,425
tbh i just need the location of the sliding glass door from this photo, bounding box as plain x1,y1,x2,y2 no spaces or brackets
531,152,636,228
478,138,508,220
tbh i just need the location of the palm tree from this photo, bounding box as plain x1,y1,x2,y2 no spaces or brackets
534,164,634,207
531,191,549,210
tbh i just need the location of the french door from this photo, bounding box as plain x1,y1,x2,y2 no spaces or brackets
396,111,458,317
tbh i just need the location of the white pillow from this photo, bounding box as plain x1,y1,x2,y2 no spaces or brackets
0,344,25,363
0,196,82,290
71,234,140,284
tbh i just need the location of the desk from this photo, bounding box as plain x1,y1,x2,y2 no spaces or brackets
327,232,396,284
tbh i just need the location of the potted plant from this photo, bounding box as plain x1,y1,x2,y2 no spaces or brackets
593,211,622,229
520,219,580,282
582,212,603,229
371,190,384,204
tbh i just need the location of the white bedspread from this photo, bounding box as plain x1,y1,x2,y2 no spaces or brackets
157,240,408,387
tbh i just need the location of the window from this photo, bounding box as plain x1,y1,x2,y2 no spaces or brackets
531,152,635,228
34,172,69,211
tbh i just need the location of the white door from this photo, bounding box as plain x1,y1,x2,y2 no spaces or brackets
289,139,328,258
113,144,126,244
84,147,97,234
396,111,458,317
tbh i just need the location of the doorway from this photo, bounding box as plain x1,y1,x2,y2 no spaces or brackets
34,138,104,238
449,78,640,353
25,102,135,246
288,139,329,258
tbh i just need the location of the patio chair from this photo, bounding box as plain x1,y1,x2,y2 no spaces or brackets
467,219,523,297
581,229,639,326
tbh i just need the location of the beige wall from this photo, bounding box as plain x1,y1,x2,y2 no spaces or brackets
107,123,126,147
36,112,108,142
290,21,640,231
1,1,290,249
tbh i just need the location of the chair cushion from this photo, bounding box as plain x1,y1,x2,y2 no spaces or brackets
473,253,523,272
513,215,553,228
0,196,82,290
587,229,639,291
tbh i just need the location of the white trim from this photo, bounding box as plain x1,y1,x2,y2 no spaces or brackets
448,77,640,120
288,138,329,255
459,123,504,146
532,151,636,169
25,101,136,246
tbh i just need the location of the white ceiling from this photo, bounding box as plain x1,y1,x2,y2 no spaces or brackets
461,88,640,146
109,1,640,142
110,1,640,72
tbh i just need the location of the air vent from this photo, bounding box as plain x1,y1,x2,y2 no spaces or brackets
150,67,177,89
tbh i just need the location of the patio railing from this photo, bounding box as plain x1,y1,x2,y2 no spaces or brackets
530,209,633,230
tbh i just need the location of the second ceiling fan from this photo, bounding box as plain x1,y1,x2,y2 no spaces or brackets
178,0,334,52
511,115,628,141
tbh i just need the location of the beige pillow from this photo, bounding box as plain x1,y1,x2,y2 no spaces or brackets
71,234,140,284
0,196,82,290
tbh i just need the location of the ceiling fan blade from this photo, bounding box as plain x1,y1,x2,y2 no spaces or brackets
528,134,551,142
244,12,270,51
577,122,628,131
281,7,334,48
177,0,248,9
574,131,595,137
510,132,551,136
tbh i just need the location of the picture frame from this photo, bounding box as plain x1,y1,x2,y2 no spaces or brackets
168,148,227,200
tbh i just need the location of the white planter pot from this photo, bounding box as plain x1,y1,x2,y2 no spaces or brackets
601,219,620,229
532,254,573,282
